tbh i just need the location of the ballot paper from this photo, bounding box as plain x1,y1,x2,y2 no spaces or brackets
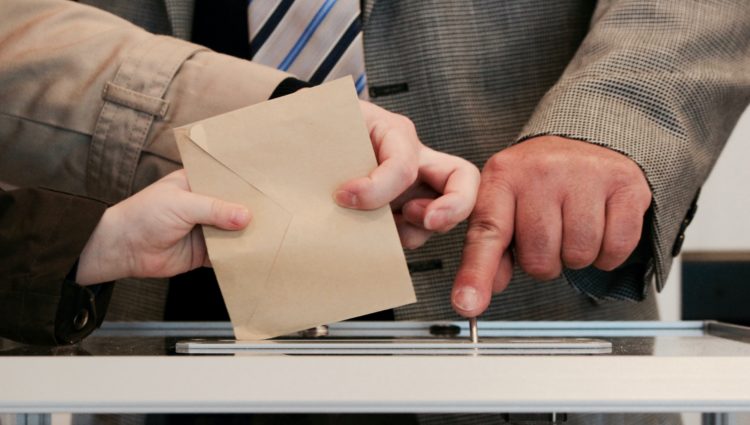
174,78,416,340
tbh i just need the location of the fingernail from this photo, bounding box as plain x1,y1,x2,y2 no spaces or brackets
334,190,358,207
230,208,250,227
424,209,449,230
453,287,479,312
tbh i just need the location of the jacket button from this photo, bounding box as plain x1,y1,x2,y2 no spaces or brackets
73,309,90,330
672,193,699,257
672,233,686,257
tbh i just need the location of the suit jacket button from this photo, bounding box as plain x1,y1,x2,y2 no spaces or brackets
73,309,90,330
672,233,686,257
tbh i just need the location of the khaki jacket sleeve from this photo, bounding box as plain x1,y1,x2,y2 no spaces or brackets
517,0,750,299
0,0,289,203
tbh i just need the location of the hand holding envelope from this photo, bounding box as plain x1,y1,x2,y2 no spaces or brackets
175,78,479,339
336,100,481,249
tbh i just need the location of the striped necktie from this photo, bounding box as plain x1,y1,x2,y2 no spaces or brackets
248,0,368,97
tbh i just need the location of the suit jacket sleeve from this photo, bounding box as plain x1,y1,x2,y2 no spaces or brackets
517,0,750,299
0,0,289,203
0,188,113,345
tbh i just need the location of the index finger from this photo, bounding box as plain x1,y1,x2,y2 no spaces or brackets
452,173,516,318
334,125,419,210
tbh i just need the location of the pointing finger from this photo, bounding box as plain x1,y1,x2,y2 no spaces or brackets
452,168,515,318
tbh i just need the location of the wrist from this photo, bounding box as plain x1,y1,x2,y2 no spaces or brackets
76,207,130,285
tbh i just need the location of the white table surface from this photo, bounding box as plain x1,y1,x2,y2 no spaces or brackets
2,321,749,414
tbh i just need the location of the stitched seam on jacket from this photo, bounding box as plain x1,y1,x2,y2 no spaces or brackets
102,82,170,118
88,36,204,202
121,37,206,195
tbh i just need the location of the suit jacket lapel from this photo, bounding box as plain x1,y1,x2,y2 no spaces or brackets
163,0,195,40
362,0,377,25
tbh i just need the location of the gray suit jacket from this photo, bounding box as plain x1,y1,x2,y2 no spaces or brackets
2,0,749,323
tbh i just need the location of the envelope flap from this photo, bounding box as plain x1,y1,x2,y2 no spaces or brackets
185,124,281,208
175,129,293,325
177,78,377,213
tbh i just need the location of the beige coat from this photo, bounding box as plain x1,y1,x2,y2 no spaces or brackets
0,0,289,202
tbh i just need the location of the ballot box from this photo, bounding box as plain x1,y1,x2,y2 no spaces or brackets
1,321,750,424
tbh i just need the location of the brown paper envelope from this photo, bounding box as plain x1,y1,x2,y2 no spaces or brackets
174,78,416,340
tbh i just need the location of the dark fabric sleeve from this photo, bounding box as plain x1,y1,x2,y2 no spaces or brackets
0,188,113,345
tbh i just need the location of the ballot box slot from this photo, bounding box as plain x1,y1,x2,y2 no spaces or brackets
175,337,612,355
95,320,707,339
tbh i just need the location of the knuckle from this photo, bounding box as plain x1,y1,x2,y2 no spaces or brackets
562,246,597,269
391,160,418,187
561,220,599,269
481,159,516,196
635,187,653,209
516,229,560,280
517,151,561,181
466,216,508,245
610,189,650,212
602,236,638,262
484,152,511,175
609,172,652,207
528,154,556,176
519,255,560,281
396,114,417,133
525,228,553,253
